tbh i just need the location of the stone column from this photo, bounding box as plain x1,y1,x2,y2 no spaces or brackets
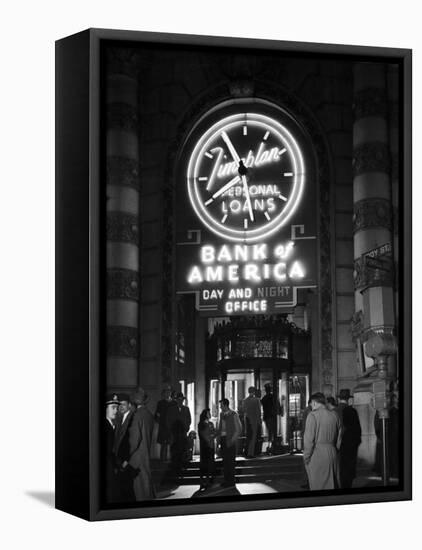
105,50,141,393
352,62,397,467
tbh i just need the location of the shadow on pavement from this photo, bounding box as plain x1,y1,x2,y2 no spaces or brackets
25,491,55,508
191,484,241,498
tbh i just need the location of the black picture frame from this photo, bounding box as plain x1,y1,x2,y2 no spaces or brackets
56,28,412,521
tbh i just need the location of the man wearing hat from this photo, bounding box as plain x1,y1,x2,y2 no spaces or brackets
166,392,192,480
218,398,242,487
242,386,262,458
113,394,135,502
337,389,362,488
105,393,119,502
126,388,156,500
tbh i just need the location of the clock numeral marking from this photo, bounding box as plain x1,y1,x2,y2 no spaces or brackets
284,172,294,177
278,194,288,202
279,148,287,156
244,219,248,229
264,211,271,221
221,214,228,224
205,152,214,159
263,131,270,141
243,125,248,136
198,177,208,181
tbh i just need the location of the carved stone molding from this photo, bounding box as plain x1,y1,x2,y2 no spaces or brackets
353,198,392,233
106,212,139,246
106,156,141,190
350,310,364,341
107,102,139,133
353,141,391,177
107,268,140,301
107,326,139,358
353,87,387,121
354,255,394,290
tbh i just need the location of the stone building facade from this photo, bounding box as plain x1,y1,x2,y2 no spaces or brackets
104,43,399,469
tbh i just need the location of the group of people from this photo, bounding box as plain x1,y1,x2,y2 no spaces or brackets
105,386,194,502
302,389,362,490
242,384,283,458
197,384,282,490
105,384,364,501
155,388,244,490
105,389,156,503
196,398,242,489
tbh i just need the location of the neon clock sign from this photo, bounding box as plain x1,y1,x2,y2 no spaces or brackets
187,112,305,243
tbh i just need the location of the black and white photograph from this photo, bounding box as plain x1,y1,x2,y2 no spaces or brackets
3,0,422,546
95,33,410,512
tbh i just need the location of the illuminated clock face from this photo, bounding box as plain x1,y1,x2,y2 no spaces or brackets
187,112,305,243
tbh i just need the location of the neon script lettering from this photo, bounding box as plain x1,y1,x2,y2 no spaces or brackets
206,143,283,190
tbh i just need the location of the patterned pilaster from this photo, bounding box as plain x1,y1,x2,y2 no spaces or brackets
351,63,398,469
352,63,396,337
106,48,141,393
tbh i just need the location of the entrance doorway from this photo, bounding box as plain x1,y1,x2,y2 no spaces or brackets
208,370,310,454
205,314,312,454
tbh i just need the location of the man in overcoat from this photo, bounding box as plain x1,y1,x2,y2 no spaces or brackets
166,392,192,479
261,383,282,454
154,387,172,462
105,393,119,502
113,394,135,502
303,392,342,490
242,386,262,458
337,389,362,488
127,389,156,501
218,398,242,487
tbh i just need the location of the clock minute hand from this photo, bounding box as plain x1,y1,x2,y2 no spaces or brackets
221,131,241,164
221,131,254,222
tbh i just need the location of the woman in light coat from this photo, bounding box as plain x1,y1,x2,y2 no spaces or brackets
303,392,342,490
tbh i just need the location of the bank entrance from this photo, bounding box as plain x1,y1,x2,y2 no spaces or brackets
204,314,312,454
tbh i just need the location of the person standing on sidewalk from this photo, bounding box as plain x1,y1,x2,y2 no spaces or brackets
155,387,172,462
337,389,361,488
127,389,156,501
242,387,262,458
166,392,191,480
261,383,280,454
198,408,216,490
218,398,242,488
105,393,120,502
303,392,342,490
113,394,135,502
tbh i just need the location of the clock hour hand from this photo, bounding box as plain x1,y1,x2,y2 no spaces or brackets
204,175,240,205
221,131,241,165
241,174,254,222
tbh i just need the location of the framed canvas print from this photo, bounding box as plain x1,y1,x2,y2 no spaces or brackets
55,28,412,521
